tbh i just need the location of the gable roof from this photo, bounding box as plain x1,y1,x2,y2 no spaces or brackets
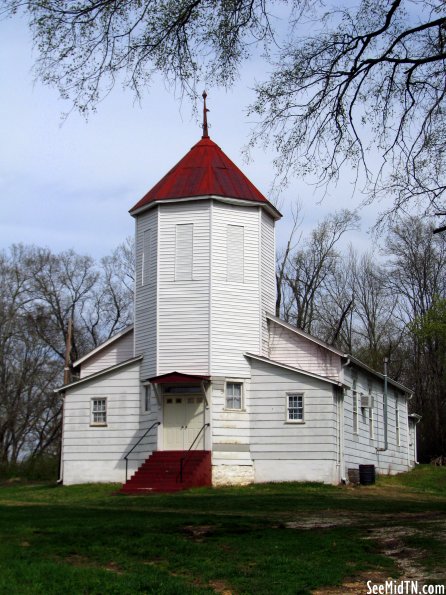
72,325,134,369
129,136,281,219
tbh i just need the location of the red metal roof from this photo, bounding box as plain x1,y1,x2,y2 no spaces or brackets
130,136,278,213
147,371,210,385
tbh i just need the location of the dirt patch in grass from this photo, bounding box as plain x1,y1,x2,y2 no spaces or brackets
313,520,446,594
182,524,217,541
64,554,124,575
208,579,236,595
285,510,443,530
367,526,427,580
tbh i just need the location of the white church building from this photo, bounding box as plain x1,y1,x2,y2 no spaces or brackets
57,101,419,491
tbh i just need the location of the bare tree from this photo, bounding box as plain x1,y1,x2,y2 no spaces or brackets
279,209,359,332
385,217,446,461
250,1,446,218
3,1,445,217
0,241,134,466
0,247,60,464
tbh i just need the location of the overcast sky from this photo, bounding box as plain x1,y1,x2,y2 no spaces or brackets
0,14,380,261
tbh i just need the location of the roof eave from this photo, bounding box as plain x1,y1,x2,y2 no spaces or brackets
129,195,282,220
54,355,143,394
343,354,413,395
245,352,343,386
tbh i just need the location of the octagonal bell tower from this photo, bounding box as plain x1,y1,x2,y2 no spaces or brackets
130,95,281,384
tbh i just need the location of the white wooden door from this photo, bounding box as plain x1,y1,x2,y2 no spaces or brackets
184,396,205,449
164,394,205,450
164,396,185,450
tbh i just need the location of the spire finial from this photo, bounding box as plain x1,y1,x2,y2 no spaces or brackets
202,90,209,138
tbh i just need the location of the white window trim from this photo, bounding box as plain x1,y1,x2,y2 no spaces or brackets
90,397,107,427
396,397,400,446
369,402,375,440
352,378,359,435
224,380,244,411
141,383,152,413
285,392,305,424
368,382,374,440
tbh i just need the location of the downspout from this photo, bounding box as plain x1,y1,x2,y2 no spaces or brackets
338,357,351,483
376,357,388,452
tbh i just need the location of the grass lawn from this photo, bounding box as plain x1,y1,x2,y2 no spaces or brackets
0,466,445,594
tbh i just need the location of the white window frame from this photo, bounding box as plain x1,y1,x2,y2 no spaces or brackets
225,381,243,411
90,397,107,426
368,381,374,440
286,392,304,423
352,377,359,435
395,397,400,446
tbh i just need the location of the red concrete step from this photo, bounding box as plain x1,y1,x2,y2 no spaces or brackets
119,450,212,494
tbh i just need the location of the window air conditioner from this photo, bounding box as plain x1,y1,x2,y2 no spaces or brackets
361,395,373,408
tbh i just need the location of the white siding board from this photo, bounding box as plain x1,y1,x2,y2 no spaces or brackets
134,208,158,380
62,361,160,484
80,332,134,378
261,211,275,356
158,202,210,374
247,358,338,484
269,321,342,379
342,365,411,476
211,203,261,377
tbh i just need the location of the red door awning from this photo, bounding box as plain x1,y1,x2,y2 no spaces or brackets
146,371,210,385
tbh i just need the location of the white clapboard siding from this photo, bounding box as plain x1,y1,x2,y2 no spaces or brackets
62,360,156,484
269,321,342,379
342,365,411,475
260,211,275,356
81,331,134,378
211,378,251,446
135,208,158,380
211,203,261,377
248,357,339,483
157,201,210,374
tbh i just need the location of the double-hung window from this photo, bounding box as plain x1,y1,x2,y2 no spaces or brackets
395,397,400,446
91,398,107,426
225,382,242,410
368,381,374,439
352,377,359,434
286,393,304,422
